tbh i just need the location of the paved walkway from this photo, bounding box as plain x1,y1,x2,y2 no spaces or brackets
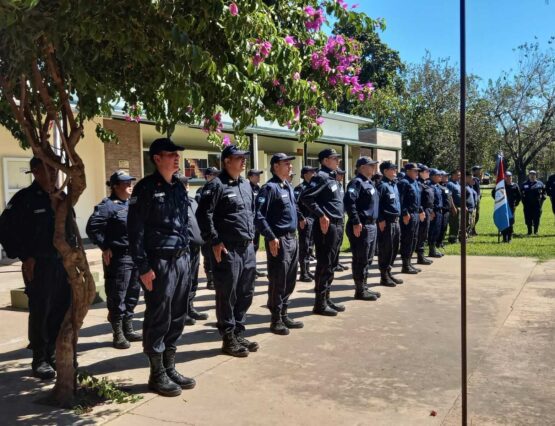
0,250,554,425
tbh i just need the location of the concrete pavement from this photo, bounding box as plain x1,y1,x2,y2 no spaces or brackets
0,251,553,425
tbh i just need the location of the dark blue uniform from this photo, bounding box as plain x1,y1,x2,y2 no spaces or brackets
250,182,262,253
255,176,299,320
416,179,435,259
397,176,422,261
472,176,482,232
438,181,453,247
196,184,214,289
521,179,547,235
186,195,206,316
294,181,315,280
428,182,445,249
299,166,344,309
86,195,140,323
0,181,70,373
196,170,256,336
377,176,401,272
465,185,477,237
447,179,462,242
547,174,555,216
344,174,379,293
128,171,190,355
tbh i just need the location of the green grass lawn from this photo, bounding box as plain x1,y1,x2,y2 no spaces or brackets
341,195,555,260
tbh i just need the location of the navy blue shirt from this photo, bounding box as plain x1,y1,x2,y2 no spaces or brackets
440,183,453,211
446,180,462,207
466,185,477,211
344,174,379,224
293,181,313,221
520,180,546,206
86,195,130,252
187,196,204,247
418,179,435,212
431,183,444,211
128,171,190,275
255,175,298,240
196,169,255,245
299,166,344,220
377,176,401,222
397,176,422,216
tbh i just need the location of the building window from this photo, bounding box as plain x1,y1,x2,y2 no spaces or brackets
306,157,320,168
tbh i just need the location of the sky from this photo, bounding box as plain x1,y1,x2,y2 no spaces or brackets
358,0,555,83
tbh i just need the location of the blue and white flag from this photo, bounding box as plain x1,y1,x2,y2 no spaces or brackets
493,155,511,232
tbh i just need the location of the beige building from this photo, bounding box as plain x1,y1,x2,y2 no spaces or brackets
0,112,402,259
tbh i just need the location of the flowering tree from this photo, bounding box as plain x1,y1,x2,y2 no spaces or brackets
0,0,379,406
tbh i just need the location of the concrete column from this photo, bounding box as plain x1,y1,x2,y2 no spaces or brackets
252,133,259,169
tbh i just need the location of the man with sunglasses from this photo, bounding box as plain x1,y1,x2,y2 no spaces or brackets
196,145,258,357
128,138,194,397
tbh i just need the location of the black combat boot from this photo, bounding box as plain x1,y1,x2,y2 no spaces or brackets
222,332,250,357
234,331,259,352
428,244,443,258
387,268,404,285
32,351,56,380
417,252,433,265
189,303,209,321
163,349,196,389
326,290,345,312
410,259,422,273
206,271,215,290
111,320,131,349
184,316,196,326
299,263,312,282
354,281,378,301
281,307,304,329
312,294,338,316
401,258,418,274
307,271,315,279
379,269,396,287
122,317,142,342
270,313,290,335
255,269,266,278
148,353,182,396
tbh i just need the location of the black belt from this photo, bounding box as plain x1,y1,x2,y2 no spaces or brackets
149,247,189,259
278,232,296,239
111,247,130,256
225,240,252,248
328,217,343,224
386,217,399,223
362,218,376,225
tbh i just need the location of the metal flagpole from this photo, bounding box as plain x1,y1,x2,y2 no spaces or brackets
459,0,468,424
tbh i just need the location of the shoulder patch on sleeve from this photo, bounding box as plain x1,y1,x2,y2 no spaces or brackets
258,196,266,204
348,187,356,193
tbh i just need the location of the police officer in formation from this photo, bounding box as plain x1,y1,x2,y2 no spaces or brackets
128,138,195,397
437,171,454,249
397,163,424,274
294,166,317,282
520,170,547,235
86,170,142,350
427,169,445,258
465,172,478,237
470,165,483,235
344,157,381,301
195,166,220,290
0,157,71,380
491,171,521,242
334,168,349,272
415,164,434,266
255,153,304,335
446,170,462,243
196,145,259,357
248,169,265,277
177,175,209,326
376,161,403,287
299,148,346,316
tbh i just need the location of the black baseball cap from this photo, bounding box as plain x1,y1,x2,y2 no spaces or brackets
301,166,317,175
417,163,429,172
318,148,341,161
471,165,483,171
379,161,398,173
429,168,441,177
247,169,264,176
106,170,136,186
355,156,378,168
221,144,250,160
204,167,220,176
149,138,185,158
25,157,43,174
404,163,421,171
270,153,295,165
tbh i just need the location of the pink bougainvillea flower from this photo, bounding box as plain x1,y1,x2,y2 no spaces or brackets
306,38,315,46
293,72,300,80
284,35,296,45
276,98,284,106
222,135,231,146
293,105,300,122
272,79,280,87
315,116,325,125
229,2,239,16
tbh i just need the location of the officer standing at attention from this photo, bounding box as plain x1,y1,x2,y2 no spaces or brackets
334,168,349,272
465,172,478,237
437,171,454,250
248,169,265,277
294,166,317,282
470,165,483,235
446,169,462,243
196,145,259,357
195,167,220,290
128,138,194,397
415,164,434,266
376,161,403,287
521,170,547,235
86,170,142,350
255,153,304,335
397,163,425,274
299,148,345,316
491,171,521,242
427,169,445,258
177,175,209,326
344,157,382,301
0,157,71,380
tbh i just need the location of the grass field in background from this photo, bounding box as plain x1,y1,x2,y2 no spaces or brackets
340,193,555,260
